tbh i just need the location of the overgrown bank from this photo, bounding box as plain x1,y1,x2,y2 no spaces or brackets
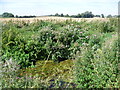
1,18,119,88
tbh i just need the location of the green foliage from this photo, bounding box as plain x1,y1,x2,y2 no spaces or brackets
95,15,101,17
65,14,69,17
16,15,36,18
60,13,64,17
1,17,118,88
75,34,119,88
101,14,105,18
81,11,94,18
53,11,95,18
107,14,112,18
55,13,59,16
2,19,117,68
2,12,14,18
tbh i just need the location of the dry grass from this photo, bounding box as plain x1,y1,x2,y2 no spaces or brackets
0,16,109,22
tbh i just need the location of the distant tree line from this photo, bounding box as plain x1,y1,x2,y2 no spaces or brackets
50,11,118,18
1,12,36,18
50,11,101,18
106,14,119,18
1,12,119,18
15,15,36,18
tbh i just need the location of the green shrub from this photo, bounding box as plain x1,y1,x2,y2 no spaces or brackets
75,34,119,88
2,19,117,68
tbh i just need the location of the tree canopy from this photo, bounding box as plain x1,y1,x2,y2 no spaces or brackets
81,11,94,18
2,12,14,17
52,11,97,18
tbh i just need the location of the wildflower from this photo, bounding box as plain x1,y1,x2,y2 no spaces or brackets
16,77,20,79
86,44,89,46
29,77,33,79
94,35,97,37
79,37,83,39
79,47,82,48
80,32,83,33
18,65,21,67
86,36,89,38
19,77,23,79
82,43,86,45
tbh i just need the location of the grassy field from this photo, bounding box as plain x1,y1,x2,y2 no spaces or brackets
0,17,119,88
0,16,109,22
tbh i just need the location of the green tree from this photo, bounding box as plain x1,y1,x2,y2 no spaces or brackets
60,13,64,17
77,14,82,18
107,14,112,18
2,12,14,17
65,14,69,17
81,11,94,18
71,15,76,18
95,15,101,17
15,15,18,18
101,14,105,18
55,13,59,16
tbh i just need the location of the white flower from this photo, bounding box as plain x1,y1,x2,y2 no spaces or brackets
82,43,86,45
86,36,89,38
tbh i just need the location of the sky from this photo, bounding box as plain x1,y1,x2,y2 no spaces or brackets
0,0,119,16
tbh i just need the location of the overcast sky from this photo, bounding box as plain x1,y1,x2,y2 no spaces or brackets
0,0,119,16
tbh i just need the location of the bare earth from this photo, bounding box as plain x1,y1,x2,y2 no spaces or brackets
0,16,109,22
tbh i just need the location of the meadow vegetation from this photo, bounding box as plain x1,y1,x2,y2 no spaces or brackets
1,18,119,88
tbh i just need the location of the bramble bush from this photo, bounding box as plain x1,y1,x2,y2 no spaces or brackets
2,18,117,68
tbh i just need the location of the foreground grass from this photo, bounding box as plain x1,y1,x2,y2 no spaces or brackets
19,60,74,82
0,59,76,88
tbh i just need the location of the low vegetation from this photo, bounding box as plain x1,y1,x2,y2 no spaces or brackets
1,18,119,88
